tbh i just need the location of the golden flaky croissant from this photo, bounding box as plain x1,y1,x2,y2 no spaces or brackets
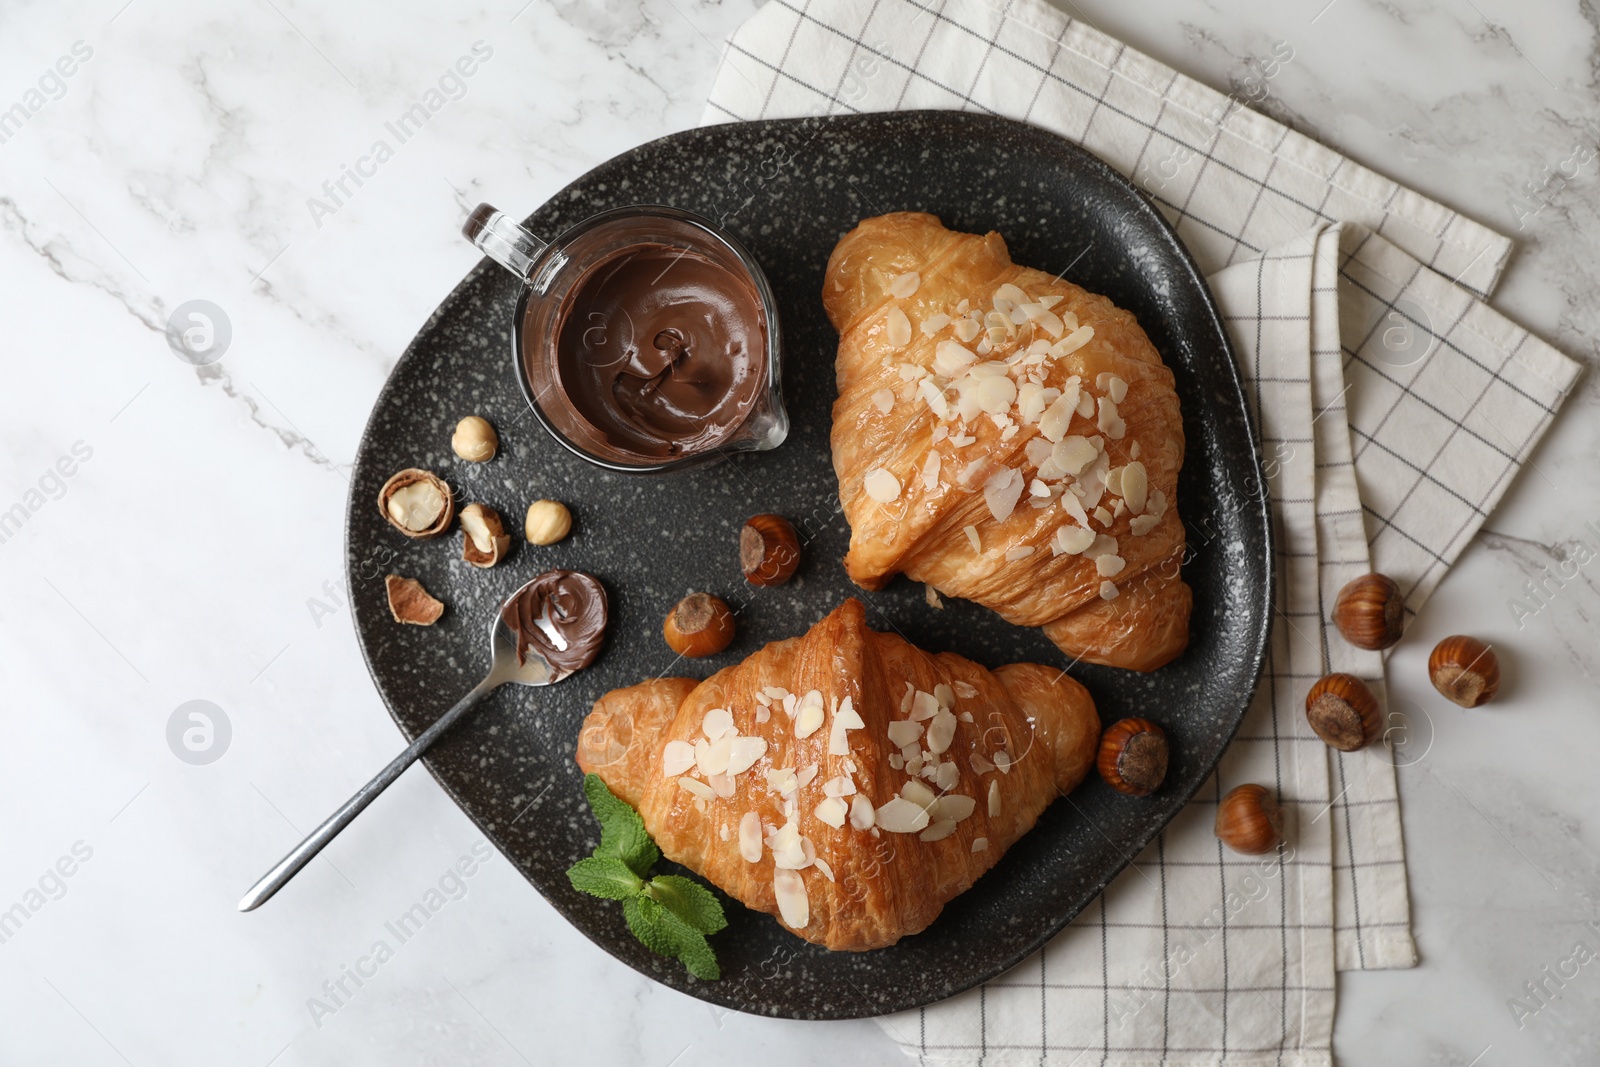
823,213,1191,671
576,599,1098,951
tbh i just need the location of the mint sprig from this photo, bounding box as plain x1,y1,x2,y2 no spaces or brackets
569,774,727,980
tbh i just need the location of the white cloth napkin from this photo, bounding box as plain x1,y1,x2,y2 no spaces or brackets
702,1,1582,1061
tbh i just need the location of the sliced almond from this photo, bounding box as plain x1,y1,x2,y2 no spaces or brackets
864,468,902,503
901,779,937,808
987,779,1002,817
885,307,912,348
888,271,921,299
774,868,809,927
919,819,959,842
795,702,824,739
926,707,958,754
849,794,876,829
739,811,763,862
679,777,715,802
662,740,697,777
876,797,932,833
814,796,848,828
887,720,924,747
702,708,736,741
726,736,768,776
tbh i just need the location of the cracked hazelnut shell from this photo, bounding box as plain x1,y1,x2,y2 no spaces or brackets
459,503,511,568
378,469,454,539
385,575,444,625
1304,672,1382,751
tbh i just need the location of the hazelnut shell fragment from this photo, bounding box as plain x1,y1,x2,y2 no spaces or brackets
459,503,511,568
1096,718,1168,796
1332,573,1405,650
1215,783,1283,855
451,416,499,462
740,513,801,586
663,592,736,658
1429,635,1500,708
525,499,573,546
1304,673,1382,751
385,575,445,626
378,469,454,539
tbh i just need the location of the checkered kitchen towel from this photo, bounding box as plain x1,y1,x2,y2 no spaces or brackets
704,0,1582,1062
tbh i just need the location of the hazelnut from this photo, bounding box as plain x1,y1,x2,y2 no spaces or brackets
525,499,572,546
1429,635,1500,708
459,503,511,568
663,593,736,658
1096,718,1168,796
378,469,454,539
385,575,444,625
1332,572,1405,650
1304,673,1381,751
1214,783,1283,855
451,415,498,462
740,513,801,586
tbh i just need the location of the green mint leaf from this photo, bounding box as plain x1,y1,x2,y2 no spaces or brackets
648,875,728,935
623,894,679,957
566,856,644,901
656,906,721,980
582,774,660,877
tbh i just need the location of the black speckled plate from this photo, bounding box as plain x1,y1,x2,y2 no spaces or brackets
346,111,1272,1020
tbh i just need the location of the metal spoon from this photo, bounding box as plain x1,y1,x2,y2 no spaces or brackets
238,574,600,911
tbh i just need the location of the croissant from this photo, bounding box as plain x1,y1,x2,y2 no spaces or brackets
823,213,1191,671
576,599,1099,951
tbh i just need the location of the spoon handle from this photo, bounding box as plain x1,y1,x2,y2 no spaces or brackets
238,675,500,912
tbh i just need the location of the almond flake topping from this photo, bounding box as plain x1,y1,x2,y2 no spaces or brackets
864,468,902,503
1130,514,1160,536
972,837,990,852
794,701,824,740
934,761,960,790
1100,580,1120,600
726,736,769,776
920,820,958,842
964,525,982,552
988,779,1003,817
679,778,715,802
662,740,696,777
888,271,921,298
774,869,809,927
876,796,933,833
901,779,937,807
827,696,865,756
1096,555,1127,578
994,750,1013,774
921,312,952,336
1004,546,1035,561
823,775,857,798
926,708,958,754
984,468,1025,523
739,812,763,862
885,307,912,348
849,794,876,829
815,796,848,828
954,681,979,699
910,690,941,721
702,708,736,741
1122,461,1149,514
695,737,731,776
887,720,924,747
872,388,895,414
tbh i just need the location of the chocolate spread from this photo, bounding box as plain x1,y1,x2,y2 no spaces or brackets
548,243,767,459
500,570,608,673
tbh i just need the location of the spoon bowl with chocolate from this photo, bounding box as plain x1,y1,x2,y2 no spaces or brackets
464,203,788,472
237,571,608,912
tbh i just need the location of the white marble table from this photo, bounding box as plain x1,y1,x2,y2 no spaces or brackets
1,1,1595,1064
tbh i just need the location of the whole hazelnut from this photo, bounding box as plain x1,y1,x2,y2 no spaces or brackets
740,513,801,586
459,502,511,568
451,416,499,462
378,468,454,539
1429,635,1500,708
1332,573,1405,650
1304,673,1382,751
524,499,572,546
1214,783,1283,855
1096,718,1168,796
663,593,736,658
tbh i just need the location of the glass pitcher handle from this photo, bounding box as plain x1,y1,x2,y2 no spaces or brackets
463,203,547,281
